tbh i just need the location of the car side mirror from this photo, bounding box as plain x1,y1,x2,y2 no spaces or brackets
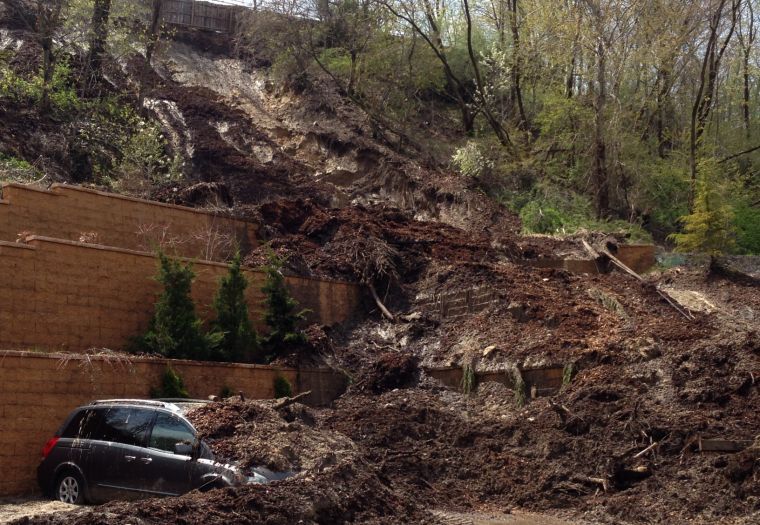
174,442,193,456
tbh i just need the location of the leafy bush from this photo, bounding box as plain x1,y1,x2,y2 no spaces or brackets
0,59,79,114
734,201,760,254
137,252,220,360
519,200,564,234
211,252,261,363
273,376,293,398
261,251,308,358
150,366,189,399
452,141,493,179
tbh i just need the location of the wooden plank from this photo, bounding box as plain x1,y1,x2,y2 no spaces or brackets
699,437,752,452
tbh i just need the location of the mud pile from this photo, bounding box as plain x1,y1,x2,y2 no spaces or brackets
187,398,356,473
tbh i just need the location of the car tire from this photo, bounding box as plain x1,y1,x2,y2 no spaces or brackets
55,471,85,505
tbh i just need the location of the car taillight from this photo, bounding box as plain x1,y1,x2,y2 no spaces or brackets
41,437,60,459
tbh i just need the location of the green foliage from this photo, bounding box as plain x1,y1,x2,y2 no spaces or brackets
219,385,234,399
452,141,493,179
512,368,527,408
211,252,261,363
519,201,564,234
669,159,737,255
561,363,574,390
734,201,760,254
460,362,476,395
150,366,189,399
261,250,308,358
138,252,220,360
0,59,80,114
273,376,293,399
0,153,39,182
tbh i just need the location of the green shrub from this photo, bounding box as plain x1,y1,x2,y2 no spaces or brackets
150,366,189,399
138,252,220,360
261,250,308,359
211,251,261,363
273,376,293,398
452,141,493,179
734,201,760,254
460,362,476,395
219,385,234,399
669,158,737,255
520,201,564,234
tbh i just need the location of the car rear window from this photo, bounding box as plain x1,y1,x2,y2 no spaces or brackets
60,408,106,439
93,407,154,447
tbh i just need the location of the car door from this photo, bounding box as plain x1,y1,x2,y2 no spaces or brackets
85,407,155,500
140,410,195,496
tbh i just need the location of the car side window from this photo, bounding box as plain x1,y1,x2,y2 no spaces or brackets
149,412,195,453
93,407,154,447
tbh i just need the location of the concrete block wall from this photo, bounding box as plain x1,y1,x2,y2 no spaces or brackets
0,350,347,496
0,183,257,260
0,237,361,352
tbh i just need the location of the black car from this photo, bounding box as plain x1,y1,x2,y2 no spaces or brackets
38,399,245,504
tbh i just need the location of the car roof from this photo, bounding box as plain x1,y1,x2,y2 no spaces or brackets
88,399,184,412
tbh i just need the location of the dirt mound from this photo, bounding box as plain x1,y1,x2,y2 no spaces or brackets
187,398,356,474
19,461,437,525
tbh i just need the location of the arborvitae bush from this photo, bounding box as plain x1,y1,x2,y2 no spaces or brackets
139,252,219,360
150,366,189,399
211,251,261,363
261,250,308,359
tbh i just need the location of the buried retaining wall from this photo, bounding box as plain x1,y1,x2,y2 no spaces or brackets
0,183,257,260
426,366,565,396
0,350,347,496
0,236,361,352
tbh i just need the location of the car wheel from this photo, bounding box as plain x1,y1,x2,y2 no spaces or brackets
55,471,85,504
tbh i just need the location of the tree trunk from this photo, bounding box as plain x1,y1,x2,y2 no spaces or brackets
82,0,112,96
139,0,163,109
509,0,529,129
593,36,609,218
40,36,53,114
689,0,738,199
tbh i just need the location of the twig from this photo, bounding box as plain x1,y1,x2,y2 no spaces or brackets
633,441,659,459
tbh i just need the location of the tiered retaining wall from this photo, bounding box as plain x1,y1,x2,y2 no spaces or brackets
0,350,347,496
0,183,257,260
0,236,361,351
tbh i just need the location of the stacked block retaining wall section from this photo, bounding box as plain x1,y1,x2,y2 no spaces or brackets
0,183,257,260
524,245,656,275
0,237,361,351
0,350,348,496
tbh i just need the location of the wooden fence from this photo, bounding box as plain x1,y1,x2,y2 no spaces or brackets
159,0,242,33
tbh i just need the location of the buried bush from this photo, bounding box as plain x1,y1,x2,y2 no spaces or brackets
211,251,261,363
150,366,189,399
136,252,220,360
273,375,293,398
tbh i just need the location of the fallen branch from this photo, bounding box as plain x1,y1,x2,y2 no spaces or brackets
369,282,396,322
599,247,694,320
273,390,312,410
